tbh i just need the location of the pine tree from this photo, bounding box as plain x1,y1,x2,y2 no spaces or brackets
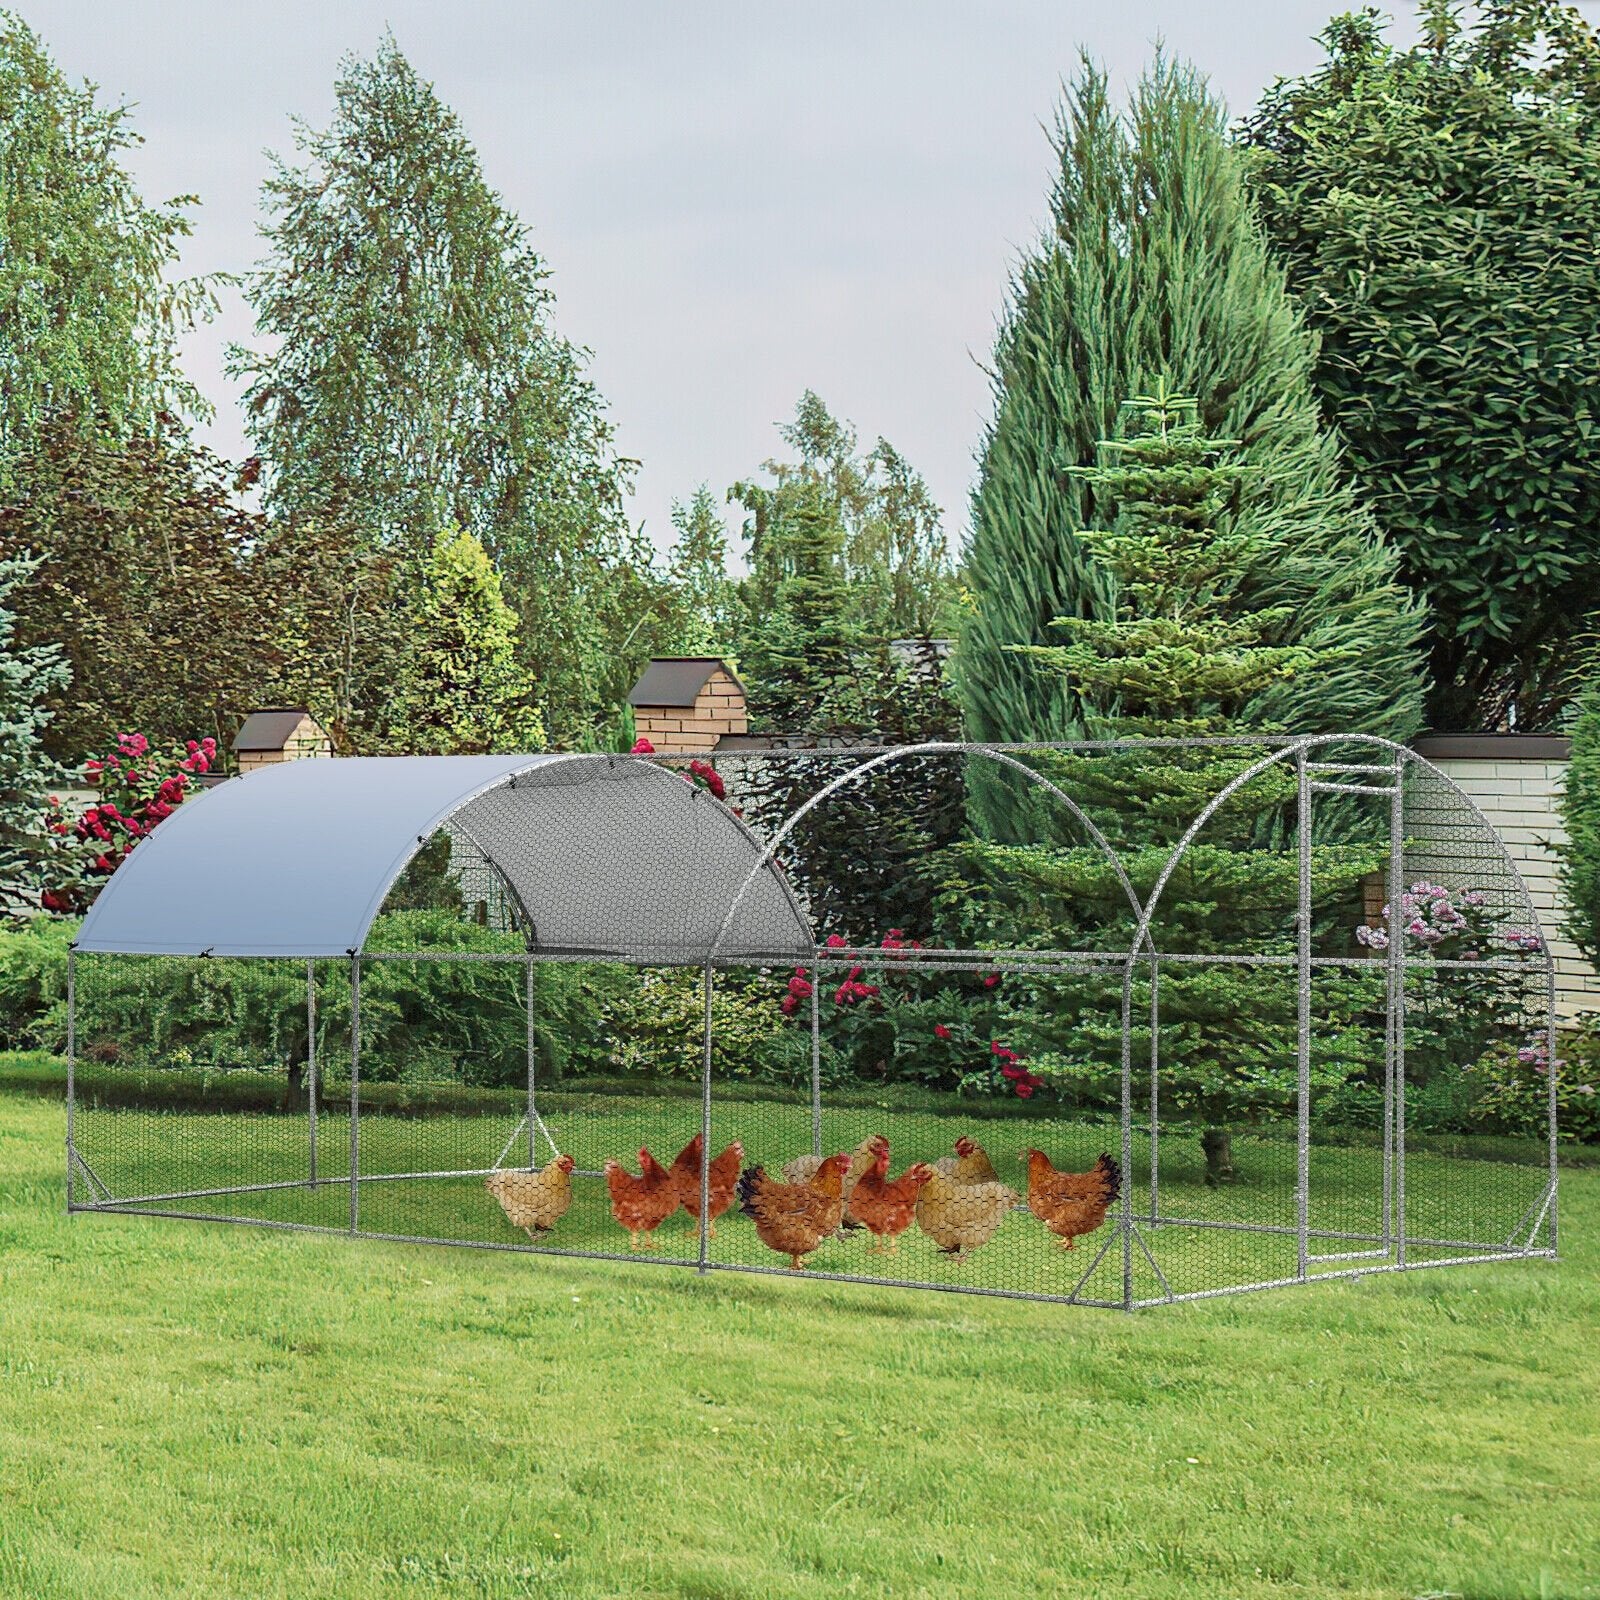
958,56,1423,818
0,555,69,914
969,388,1383,1181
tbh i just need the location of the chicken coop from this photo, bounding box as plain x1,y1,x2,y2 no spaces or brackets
65,739,1559,1310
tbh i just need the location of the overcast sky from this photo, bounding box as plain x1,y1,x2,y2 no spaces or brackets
20,1,1457,555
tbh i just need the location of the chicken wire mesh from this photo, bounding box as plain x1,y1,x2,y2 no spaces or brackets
66,737,1559,1309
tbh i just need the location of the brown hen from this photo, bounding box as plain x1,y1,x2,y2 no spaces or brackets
603,1147,679,1250
1024,1150,1120,1249
737,1151,852,1270
667,1133,745,1237
847,1136,934,1252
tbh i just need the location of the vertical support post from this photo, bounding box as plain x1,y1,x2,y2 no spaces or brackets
526,956,537,1170
810,966,822,1160
1296,748,1312,1281
1118,957,1135,1311
1388,753,1407,1267
306,959,318,1184
1147,954,1160,1224
65,947,76,1212
349,954,361,1235
1546,956,1560,1256
698,963,714,1273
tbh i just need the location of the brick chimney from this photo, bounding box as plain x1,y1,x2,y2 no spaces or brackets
627,658,747,754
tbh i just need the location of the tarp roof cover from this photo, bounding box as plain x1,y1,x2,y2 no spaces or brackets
74,754,814,963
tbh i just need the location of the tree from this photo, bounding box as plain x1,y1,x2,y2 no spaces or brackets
966,388,1384,1182
734,482,859,736
0,420,272,760
401,527,543,754
1243,2,1600,730
0,555,68,914
0,12,215,476
728,401,966,942
229,35,645,747
664,487,740,656
744,392,960,646
1560,661,1600,964
958,56,1423,803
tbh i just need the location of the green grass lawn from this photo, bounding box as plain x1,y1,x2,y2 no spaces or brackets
3,1087,1598,1599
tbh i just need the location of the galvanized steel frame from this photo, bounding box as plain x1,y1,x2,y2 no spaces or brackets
65,734,1561,1310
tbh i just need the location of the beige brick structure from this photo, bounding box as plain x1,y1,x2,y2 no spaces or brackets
628,659,748,754
1415,735,1593,1018
234,708,332,774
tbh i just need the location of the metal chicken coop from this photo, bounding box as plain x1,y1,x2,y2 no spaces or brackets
65,738,1559,1310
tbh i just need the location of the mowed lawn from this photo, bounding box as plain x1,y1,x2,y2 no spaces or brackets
2,1091,1598,1599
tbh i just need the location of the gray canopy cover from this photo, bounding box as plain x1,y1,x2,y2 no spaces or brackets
73,754,814,963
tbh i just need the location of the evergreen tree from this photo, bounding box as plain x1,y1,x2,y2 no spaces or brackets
958,56,1423,811
1559,660,1600,964
735,483,858,736
0,11,217,476
1243,2,1600,729
0,555,69,914
402,528,543,755
967,388,1383,1181
230,35,642,747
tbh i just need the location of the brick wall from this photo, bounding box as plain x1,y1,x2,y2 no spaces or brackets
1420,749,1594,1018
633,669,748,754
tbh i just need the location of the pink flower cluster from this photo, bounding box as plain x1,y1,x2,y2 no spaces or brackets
990,1041,1046,1099
1355,881,1544,958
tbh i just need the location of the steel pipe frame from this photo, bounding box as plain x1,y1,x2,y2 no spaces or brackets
64,734,1562,1307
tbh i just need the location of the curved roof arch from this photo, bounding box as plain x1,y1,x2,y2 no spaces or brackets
74,753,815,964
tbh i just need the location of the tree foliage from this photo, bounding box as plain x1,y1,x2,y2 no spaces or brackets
0,420,273,759
0,11,216,474
1560,660,1600,964
0,554,68,914
229,35,649,746
1243,1,1600,730
959,55,1423,795
664,487,741,656
401,527,543,755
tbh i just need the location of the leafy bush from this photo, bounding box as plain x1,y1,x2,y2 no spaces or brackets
1468,1026,1600,1144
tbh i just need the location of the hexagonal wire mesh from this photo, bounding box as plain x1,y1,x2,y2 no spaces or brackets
66,738,1559,1309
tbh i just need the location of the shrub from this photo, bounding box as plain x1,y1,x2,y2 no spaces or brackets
1468,1025,1600,1144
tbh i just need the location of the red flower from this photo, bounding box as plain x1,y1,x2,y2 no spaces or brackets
40,889,70,912
787,974,813,999
779,994,799,1015
201,737,216,753
1015,1084,1036,1100
983,973,1001,989
630,736,655,754
1000,1063,1026,1081
824,933,848,949
93,855,114,873
934,1024,952,1041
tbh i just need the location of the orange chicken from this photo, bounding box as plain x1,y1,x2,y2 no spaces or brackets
603,1147,679,1250
667,1133,745,1237
1024,1150,1120,1249
485,1154,576,1240
737,1152,853,1270
846,1136,935,1252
